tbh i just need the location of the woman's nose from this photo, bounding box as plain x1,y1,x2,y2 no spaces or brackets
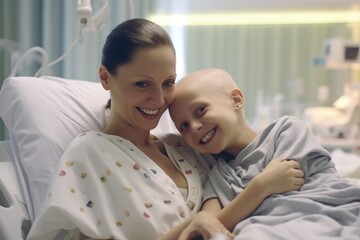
148,87,165,106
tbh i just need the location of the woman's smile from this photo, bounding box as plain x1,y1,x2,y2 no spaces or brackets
137,107,161,120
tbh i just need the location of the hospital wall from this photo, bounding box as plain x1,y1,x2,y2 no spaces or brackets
177,23,355,122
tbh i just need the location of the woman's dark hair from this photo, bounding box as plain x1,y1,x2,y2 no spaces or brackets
101,18,175,75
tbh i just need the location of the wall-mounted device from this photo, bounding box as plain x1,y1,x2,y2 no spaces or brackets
323,38,360,69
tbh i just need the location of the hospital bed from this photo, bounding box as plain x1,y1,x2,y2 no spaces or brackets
0,76,110,239
0,76,360,239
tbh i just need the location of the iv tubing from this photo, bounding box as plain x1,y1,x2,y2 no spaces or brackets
34,35,81,77
8,47,48,77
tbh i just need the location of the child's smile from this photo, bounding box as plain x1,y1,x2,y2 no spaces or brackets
200,127,217,144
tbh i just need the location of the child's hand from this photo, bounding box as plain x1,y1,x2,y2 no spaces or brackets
254,158,304,197
178,211,234,240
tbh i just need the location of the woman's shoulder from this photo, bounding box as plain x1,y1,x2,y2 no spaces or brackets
64,131,107,151
73,130,104,142
157,133,187,147
159,133,216,171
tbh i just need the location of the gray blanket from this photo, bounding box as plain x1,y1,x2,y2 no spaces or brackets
207,116,360,239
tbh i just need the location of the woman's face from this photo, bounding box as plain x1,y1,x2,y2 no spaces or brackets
105,46,176,131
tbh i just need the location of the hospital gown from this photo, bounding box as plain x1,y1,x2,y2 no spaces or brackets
204,115,360,239
27,131,211,240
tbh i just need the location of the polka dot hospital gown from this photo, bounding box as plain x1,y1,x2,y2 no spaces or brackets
27,131,209,240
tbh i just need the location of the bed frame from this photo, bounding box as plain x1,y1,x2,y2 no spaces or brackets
0,140,31,240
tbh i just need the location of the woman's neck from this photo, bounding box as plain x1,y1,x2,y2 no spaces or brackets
103,121,155,148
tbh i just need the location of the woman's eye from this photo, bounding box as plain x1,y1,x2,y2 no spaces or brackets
135,81,149,88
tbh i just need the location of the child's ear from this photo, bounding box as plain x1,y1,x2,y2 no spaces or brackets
231,88,244,109
99,65,111,90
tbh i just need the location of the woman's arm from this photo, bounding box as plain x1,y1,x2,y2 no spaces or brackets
156,218,193,240
157,211,234,240
172,181,267,240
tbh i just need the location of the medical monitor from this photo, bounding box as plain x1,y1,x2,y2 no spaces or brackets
324,39,360,68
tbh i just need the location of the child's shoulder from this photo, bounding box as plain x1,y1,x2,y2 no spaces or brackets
277,115,306,125
274,115,310,132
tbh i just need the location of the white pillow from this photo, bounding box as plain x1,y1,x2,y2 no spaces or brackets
0,76,109,221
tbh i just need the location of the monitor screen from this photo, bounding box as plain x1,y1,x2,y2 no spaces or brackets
344,46,359,61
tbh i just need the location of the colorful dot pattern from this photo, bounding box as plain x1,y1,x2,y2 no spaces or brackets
40,131,204,239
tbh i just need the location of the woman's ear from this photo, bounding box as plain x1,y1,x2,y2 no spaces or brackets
99,65,110,90
231,88,244,109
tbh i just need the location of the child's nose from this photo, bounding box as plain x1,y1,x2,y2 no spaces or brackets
191,121,202,132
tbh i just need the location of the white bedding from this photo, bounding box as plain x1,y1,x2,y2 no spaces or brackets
0,76,110,221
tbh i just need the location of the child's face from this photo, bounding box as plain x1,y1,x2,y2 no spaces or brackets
169,70,242,154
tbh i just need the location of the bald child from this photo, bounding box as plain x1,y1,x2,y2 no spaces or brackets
170,69,305,238
170,69,360,240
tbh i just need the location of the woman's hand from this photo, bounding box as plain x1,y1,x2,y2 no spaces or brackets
254,158,304,197
178,211,234,240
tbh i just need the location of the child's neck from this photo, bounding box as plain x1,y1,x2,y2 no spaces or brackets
221,126,257,159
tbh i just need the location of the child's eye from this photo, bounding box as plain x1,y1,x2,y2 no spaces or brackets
163,79,175,88
135,81,149,88
196,106,206,116
179,122,189,132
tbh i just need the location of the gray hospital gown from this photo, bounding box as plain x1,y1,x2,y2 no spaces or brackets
204,116,360,240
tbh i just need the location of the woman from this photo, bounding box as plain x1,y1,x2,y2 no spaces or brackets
26,18,301,240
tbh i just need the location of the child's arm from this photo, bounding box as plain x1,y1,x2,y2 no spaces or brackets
205,158,304,231
177,159,304,238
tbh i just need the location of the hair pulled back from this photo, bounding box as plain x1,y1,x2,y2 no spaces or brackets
101,18,175,75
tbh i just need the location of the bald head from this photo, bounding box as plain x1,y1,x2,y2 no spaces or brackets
169,68,245,134
169,68,247,154
175,68,238,97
